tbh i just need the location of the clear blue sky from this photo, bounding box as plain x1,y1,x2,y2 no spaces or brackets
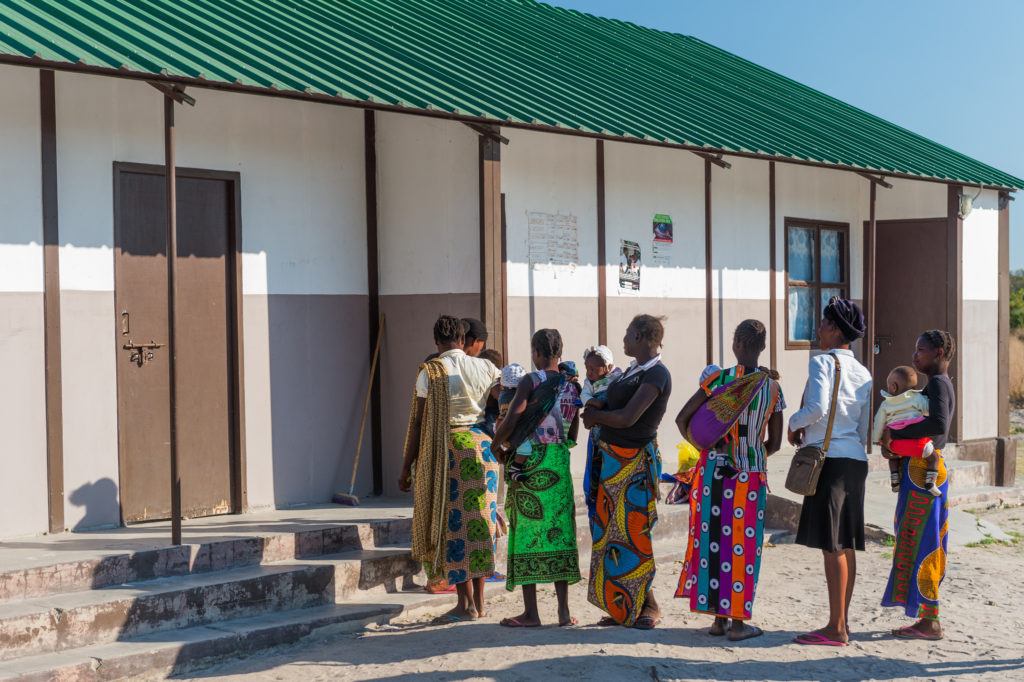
547,0,1024,268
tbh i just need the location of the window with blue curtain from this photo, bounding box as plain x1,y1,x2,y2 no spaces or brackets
786,220,849,347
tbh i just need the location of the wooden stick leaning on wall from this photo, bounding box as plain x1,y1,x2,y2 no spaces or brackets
334,313,386,507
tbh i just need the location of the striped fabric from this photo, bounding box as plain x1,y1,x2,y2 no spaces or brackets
700,366,784,473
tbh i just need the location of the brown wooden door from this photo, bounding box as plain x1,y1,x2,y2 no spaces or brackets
114,166,238,523
872,218,948,408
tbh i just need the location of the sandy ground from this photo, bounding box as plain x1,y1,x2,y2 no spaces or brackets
195,507,1024,682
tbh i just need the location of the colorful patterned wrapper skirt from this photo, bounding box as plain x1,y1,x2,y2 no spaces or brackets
443,426,500,585
675,453,767,620
882,454,949,618
505,441,581,588
587,440,659,626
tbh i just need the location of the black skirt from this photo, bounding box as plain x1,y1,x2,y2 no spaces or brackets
795,457,869,552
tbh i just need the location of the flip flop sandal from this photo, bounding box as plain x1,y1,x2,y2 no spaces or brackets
892,627,943,641
794,632,848,647
595,616,620,627
559,617,579,627
728,625,764,642
499,617,541,628
633,615,661,630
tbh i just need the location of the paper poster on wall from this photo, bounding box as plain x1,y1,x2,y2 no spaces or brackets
528,212,579,272
619,239,641,292
653,214,673,243
651,240,672,266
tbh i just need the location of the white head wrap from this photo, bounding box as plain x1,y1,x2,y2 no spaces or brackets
501,362,527,388
582,344,614,367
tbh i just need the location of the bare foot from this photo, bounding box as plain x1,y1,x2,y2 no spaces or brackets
433,606,478,624
709,617,729,636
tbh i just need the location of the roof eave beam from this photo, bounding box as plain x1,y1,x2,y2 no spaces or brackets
462,121,509,145
149,81,196,106
858,172,893,189
692,151,730,169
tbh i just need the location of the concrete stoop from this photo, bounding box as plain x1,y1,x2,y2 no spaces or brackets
0,500,691,681
765,452,1023,547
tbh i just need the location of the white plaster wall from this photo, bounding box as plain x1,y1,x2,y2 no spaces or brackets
0,65,49,538
503,128,599,369
504,128,599,300
773,163,870,428
875,177,947,221
960,190,1000,440
604,140,704,299
55,72,368,523
711,156,772,300
377,112,478,296
962,190,1000,303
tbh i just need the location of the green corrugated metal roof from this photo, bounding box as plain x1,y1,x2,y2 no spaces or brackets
1,0,1020,189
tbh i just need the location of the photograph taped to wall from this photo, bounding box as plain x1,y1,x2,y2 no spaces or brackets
653,213,673,243
619,239,641,293
651,240,672,266
528,211,579,271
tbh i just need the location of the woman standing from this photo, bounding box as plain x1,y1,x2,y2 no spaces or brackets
493,329,581,628
674,320,785,641
399,315,502,623
788,297,873,647
583,315,672,629
881,330,956,641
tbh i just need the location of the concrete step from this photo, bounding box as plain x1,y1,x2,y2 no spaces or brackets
765,453,1022,548
865,458,991,492
0,534,694,682
0,602,403,682
0,547,416,662
0,518,412,605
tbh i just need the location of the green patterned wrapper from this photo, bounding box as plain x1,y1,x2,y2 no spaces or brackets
505,441,582,588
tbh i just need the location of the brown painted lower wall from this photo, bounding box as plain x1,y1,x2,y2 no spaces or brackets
379,292,481,497
0,292,49,538
243,293,372,510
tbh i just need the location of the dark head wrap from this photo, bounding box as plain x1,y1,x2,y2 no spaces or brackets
823,297,865,342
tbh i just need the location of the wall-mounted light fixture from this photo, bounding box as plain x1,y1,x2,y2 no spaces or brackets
958,185,983,219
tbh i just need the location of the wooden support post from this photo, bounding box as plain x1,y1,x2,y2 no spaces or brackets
947,185,964,443
163,95,182,545
40,70,65,534
768,162,777,371
596,140,607,346
998,191,1010,438
865,182,877,453
479,128,505,355
704,158,713,365
364,110,383,496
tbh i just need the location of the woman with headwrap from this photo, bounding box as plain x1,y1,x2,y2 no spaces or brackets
788,297,873,647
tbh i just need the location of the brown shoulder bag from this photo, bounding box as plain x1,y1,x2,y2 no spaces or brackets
784,353,841,497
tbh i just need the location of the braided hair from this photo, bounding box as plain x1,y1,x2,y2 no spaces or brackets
733,319,780,380
531,328,563,360
631,314,666,346
921,329,956,361
433,315,465,345
734,319,767,353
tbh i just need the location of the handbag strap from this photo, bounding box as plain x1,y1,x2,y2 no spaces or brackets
822,353,842,453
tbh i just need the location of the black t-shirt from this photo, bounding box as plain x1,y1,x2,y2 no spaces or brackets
890,374,955,449
601,362,672,447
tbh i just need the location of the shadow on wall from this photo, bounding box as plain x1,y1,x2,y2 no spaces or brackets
266,292,374,508
68,478,120,531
